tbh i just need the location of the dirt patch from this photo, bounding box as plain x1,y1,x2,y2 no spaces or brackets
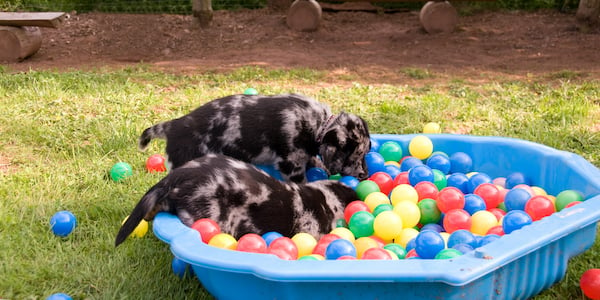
3,8,600,81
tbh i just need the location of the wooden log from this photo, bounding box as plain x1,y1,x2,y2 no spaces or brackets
286,0,322,32
192,0,213,27
0,12,67,28
419,1,458,34
0,26,42,62
576,0,600,24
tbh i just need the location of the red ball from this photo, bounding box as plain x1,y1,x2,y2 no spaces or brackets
443,209,472,234
488,208,507,221
436,187,465,213
369,172,394,195
580,268,600,300
368,235,386,248
236,233,267,253
268,237,298,260
414,181,439,201
312,233,341,256
338,255,357,260
565,201,583,209
146,154,167,173
524,195,556,221
392,172,410,186
473,183,502,209
344,200,370,223
486,225,505,236
362,247,393,260
191,218,221,243
405,248,419,259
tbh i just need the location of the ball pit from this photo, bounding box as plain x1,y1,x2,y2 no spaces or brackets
153,134,600,300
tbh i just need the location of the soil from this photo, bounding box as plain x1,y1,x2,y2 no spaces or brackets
4,6,600,81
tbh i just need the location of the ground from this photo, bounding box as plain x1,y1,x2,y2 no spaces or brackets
4,6,600,81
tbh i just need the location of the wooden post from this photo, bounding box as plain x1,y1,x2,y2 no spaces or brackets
577,0,600,24
192,0,213,27
0,26,42,62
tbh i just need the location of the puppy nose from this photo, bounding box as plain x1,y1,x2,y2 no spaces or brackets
357,171,368,180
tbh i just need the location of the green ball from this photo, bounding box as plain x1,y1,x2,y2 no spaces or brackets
383,243,407,259
110,162,133,182
418,198,441,225
378,141,403,162
435,248,463,259
432,169,447,190
355,180,380,200
497,202,507,212
329,173,343,181
348,211,375,238
555,190,584,211
243,88,258,95
373,203,393,217
335,218,347,228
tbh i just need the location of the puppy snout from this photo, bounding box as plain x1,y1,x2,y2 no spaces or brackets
357,171,368,180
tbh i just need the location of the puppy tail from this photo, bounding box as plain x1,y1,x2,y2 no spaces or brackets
115,184,167,247
139,122,169,151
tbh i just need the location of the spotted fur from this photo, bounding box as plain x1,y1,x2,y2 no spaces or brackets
114,154,358,246
138,93,371,183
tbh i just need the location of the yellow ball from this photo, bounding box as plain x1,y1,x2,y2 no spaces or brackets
423,122,441,134
292,232,317,258
121,216,149,239
408,135,434,160
364,192,391,212
330,227,356,243
440,232,450,246
389,184,419,205
471,210,498,236
531,186,548,196
373,211,403,241
208,233,238,250
466,172,478,178
394,228,420,248
385,249,400,260
385,161,401,167
304,254,325,260
354,237,380,259
392,201,420,229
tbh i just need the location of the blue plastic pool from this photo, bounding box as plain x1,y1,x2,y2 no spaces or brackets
153,134,600,300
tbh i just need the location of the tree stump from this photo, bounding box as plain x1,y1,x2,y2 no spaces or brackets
286,0,322,32
419,1,458,34
577,0,600,24
192,0,213,27
0,26,42,62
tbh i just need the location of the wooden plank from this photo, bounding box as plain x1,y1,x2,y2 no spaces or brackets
0,12,67,28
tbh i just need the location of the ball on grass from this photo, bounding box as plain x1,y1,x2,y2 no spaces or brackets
580,268,600,300
46,293,72,300
110,162,133,182
50,210,77,237
146,154,167,173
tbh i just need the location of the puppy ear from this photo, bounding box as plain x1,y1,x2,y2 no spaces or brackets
319,128,346,175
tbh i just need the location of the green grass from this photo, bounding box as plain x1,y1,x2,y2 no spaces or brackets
0,65,599,299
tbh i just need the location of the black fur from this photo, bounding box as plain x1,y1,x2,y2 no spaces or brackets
115,154,358,247
138,93,371,182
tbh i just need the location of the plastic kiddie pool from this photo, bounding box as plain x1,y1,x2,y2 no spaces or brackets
153,134,600,300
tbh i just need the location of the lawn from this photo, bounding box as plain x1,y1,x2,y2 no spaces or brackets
0,65,599,299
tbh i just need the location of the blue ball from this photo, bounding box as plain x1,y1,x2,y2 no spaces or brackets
463,193,487,215
478,234,501,247
451,243,474,254
306,167,328,182
172,257,194,278
504,188,532,211
447,229,478,249
255,164,284,181
339,175,360,189
46,293,72,300
365,152,386,176
50,211,77,237
421,223,444,233
446,173,470,194
370,138,381,152
426,154,451,174
408,165,434,186
415,230,445,259
502,210,532,234
467,172,492,193
325,239,357,260
449,152,473,174
505,172,529,189
383,164,402,180
400,156,424,172
405,238,417,252
262,231,283,246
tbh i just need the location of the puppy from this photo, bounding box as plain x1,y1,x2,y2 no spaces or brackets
138,93,371,183
115,154,358,247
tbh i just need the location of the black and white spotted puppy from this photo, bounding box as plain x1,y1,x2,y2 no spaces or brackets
138,93,371,183
114,154,358,246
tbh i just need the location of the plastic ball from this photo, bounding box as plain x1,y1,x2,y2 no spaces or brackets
414,181,439,201
383,164,402,179
392,171,410,186
191,218,221,244
145,154,166,173
384,243,407,259
121,216,148,239
110,162,133,182
355,180,381,201
348,211,375,238
172,257,194,278
473,183,502,209
268,237,298,260
488,207,507,221
353,236,380,258
502,210,532,234
423,122,441,134
298,254,325,261
555,190,584,211
478,234,501,247
470,210,498,236
431,169,446,190
389,184,419,205
306,167,328,182
312,233,341,256
530,186,548,196
436,187,465,213
415,230,445,259
50,210,77,237
394,228,420,248
243,87,258,95
378,141,403,162
580,268,600,300
417,198,442,225
426,153,451,174
405,249,420,259
492,177,507,188
368,172,394,195
325,239,357,260
255,164,284,181
370,138,381,152
237,233,268,253
329,173,343,180
46,293,72,300
443,209,472,234
344,200,370,223
408,165,435,186
262,231,284,247
446,173,470,194
447,229,478,249
392,201,420,229
435,248,463,259
505,172,529,189
373,211,403,240
209,233,238,250
399,156,424,172
565,201,582,208
421,223,444,233
360,247,392,260
449,152,472,174
467,172,492,194
372,203,394,217
524,195,556,221
487,225,505,236
364,192,390,212
337,217,348,227
408,135,434,160
463,193,486,215
504,188,532,211
365,152,386,176
330,227,355,242
339,175,360,189
451,243,474,254
291,233,317,257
